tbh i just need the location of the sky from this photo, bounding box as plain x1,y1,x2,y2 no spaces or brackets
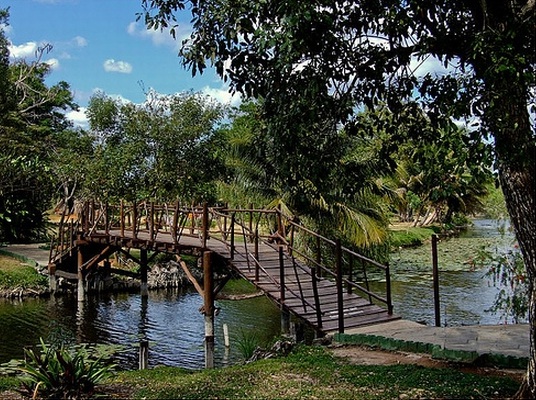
2,0,239,127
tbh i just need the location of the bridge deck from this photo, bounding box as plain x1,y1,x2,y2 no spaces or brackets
82,228,399,334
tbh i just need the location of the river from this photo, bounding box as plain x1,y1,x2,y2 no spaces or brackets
0,219,517,370
381,218,517,326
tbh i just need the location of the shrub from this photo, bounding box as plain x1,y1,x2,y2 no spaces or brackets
18,338,115,400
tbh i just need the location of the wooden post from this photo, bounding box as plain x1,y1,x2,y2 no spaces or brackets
203,251,215,369
223,324,230,348
248,203,253,242
172,201,180,244
276,204,283,239
432,234,441,327
230,214,235,259
140,248,148,297
347,255,353,294
120,200,125,237
316,236,321,277
48,263,57,293
335,239,344,334
149,202,155,240
279,245,290,334
202,202,209,248
279,246,285,303
104,203,109,235
139,340,149,370
385,263,393,315
132,201,138,239
223,205,228,240
254,229,259,282
311,267,322,330
77,244,85,302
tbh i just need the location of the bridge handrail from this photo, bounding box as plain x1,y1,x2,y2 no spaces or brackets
50,200,394,331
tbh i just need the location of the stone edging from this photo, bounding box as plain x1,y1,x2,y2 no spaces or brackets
334,333,528,370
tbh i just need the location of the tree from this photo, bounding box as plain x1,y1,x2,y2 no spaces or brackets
1,10,78,242
220,101,391,257
140,1,535,395
84,90,225,204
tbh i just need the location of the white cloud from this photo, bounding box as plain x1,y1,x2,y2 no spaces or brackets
103,59,133,74
72,36,88,48
409,55,453,77
202,85,242,106
66,108,89,128
45,58,60,70
8,41,39,58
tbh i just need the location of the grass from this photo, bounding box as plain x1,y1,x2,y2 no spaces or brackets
389,225,438,248
90,345,519,399
221,278,259,296
0,255,48,290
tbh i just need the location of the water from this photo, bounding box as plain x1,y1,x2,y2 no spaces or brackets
383,219,517,326
0,219,517,368
0,287,281,370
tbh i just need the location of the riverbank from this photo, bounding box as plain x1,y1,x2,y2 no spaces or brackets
0,344,522,399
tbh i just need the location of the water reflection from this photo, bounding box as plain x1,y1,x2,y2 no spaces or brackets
385,219,514,326
0,288,281,370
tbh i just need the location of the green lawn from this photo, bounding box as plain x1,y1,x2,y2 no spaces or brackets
101,346,518,399
0,254,48,290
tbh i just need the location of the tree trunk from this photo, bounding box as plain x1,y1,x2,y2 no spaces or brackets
488,78,535,399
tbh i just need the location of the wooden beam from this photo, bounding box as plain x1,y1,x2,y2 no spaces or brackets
176,255,204,297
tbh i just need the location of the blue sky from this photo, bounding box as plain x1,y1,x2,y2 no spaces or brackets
3,0,238,126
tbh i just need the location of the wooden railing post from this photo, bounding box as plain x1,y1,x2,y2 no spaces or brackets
223,204,228,240
104,203,109,235
335,239,344,333
316,236,321,277
172,201,179,244
248,203,253,242
132,201,138,239
279,245,285,303
347,255,353,294
90,200,95,228
149,201,155,240
120,200,125,238
276,204,283,239
202,202,209,248
289,223,294,256
254,228,259,282
386,262,393,315
432,234,440,326
311,267,322,330
230,214,235,259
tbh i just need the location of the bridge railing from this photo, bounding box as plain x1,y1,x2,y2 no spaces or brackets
52,201,393,333
214,206,393,332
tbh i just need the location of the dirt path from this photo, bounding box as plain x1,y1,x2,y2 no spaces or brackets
329,344,525,382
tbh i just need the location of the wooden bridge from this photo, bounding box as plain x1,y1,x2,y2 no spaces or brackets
48,201,399,336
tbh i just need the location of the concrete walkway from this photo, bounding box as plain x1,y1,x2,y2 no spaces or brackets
0,243,50,268
335,319,530,368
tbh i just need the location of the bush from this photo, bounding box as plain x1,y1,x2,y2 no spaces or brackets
18,338,115,400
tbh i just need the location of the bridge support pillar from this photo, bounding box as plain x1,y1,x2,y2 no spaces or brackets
203,251,215,369
280,308,290,335
48,264,57,293
140,249,148,297
77,245,85,302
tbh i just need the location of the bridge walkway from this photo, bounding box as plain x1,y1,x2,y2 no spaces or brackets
49,202,399,334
